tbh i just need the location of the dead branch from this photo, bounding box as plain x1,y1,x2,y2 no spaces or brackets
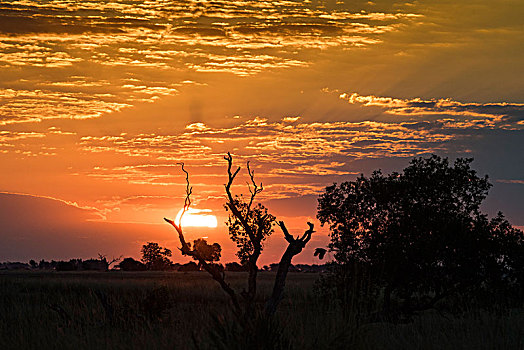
97,254,123,268
224,153,254,242
165,217,241,314
223,153,264,308
246,161,263,213
178,162,192,228
165,163,241,315
265,221,315,315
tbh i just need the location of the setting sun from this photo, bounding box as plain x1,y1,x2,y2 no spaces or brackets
175,208,218,228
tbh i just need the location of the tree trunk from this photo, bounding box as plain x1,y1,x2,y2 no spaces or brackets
265,244,299,315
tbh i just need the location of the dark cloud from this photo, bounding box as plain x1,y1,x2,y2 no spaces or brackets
0,192,176,261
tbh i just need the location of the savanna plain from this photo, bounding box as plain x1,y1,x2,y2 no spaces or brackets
1,270,522,350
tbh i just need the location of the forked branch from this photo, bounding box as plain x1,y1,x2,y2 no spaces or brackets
164,163,241,315
246,161,263,213
223,153,264,307
265,221,315,315
224,153,256,243
97,253,122,269
178,162,192,227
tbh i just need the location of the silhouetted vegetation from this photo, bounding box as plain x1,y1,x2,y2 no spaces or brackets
184,238,222,268
117,257,146,271
317,155,524,321
178,261,200,272
225,262,249,272
225,201,275,266
0,256,116,272
1,259,328,274
141,242,173,271
1,155,523,349
0,271,522,350
164,154,315,322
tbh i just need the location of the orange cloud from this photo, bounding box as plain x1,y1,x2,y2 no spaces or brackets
340,92,524,130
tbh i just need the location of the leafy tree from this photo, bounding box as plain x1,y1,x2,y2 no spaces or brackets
117,257,146,271
226,200,275,265
178,261,200,272
225,262,248,272
184,238,222,266
38,259,53,270
82,258,108,271
141,242,173,271
29,259,37,269
56,259,81,271
317,155,524,316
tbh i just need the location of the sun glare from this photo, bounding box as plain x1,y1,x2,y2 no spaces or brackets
175,208,218,228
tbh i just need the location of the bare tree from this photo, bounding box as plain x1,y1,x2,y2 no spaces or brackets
164,154,314,318
223,153,274,313
164,163,241,315
97,253,123,269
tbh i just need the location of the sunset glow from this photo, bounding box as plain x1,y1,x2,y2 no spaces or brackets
2,2,523,348
0,0,522,263
175,208,218,228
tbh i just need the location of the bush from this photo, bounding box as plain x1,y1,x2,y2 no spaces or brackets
317,155,524,318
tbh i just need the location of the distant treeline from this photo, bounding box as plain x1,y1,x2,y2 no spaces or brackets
0,258,328,273
1,258,112,272
116,258,327,273
1,240,329,273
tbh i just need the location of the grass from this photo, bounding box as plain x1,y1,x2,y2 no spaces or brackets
0,271,522,349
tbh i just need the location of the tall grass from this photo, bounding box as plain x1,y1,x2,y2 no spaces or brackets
0,271,522,349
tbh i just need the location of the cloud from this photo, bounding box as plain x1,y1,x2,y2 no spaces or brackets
340,92,524,130
0,192,178,261
0,192,104,221
79,116,452,163
73,90,524,205
0,129,76,156
0,0,421,123
497,179,524,185
76,112,454,202
0,88,132,125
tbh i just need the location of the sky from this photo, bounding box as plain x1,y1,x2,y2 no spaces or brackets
0,0,523,264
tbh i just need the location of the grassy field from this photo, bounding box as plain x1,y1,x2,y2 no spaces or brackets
0,271,522,349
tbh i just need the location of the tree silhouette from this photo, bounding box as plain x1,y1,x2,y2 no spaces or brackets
317,155,524,317
141,242,173,271
164,163,242,313
225,262,249,272
164,154,314,318
226,201,275,266
117,257,146,271
29,259,37,269
186,238,222,267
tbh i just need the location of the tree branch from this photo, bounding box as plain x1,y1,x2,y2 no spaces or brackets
178,162,192,228
246,161,263,214
224,154,264,248
265,222,315,315
165,163,241,315
277,221,294,243
224,153,255,242
164,218,241,314
223,153,266,310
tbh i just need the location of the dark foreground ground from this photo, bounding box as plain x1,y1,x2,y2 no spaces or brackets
0,271,522,349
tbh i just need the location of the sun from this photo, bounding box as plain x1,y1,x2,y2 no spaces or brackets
175,208,218,228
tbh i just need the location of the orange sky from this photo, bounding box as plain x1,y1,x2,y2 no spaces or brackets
1,0,523,264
